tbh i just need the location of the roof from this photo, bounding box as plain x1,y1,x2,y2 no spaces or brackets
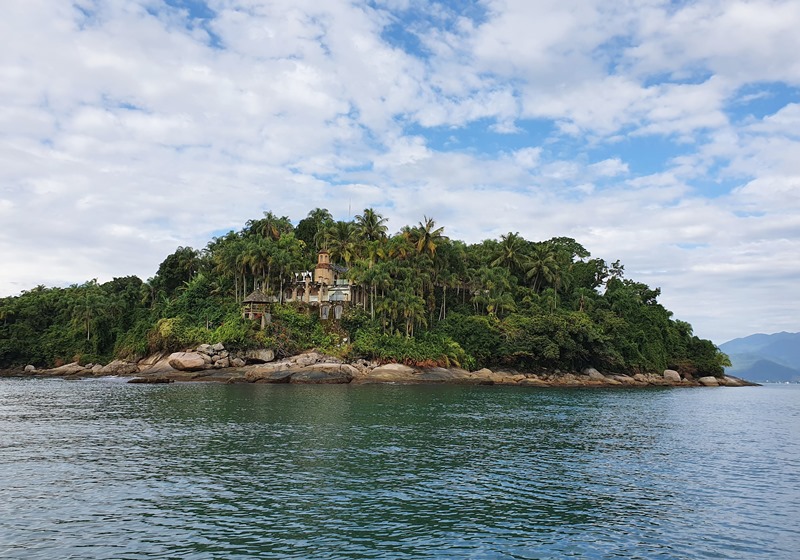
243,289,270,303
331,263,349,274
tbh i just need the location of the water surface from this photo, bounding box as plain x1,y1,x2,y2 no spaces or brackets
1,380,798,559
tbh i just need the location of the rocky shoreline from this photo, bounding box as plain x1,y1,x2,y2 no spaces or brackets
1,344,758,388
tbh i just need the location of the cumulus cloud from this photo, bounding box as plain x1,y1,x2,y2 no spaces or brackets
1,0,799,343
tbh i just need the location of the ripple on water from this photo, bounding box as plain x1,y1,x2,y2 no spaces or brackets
0,380,798,559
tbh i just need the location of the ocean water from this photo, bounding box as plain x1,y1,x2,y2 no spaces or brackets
0,379,798,559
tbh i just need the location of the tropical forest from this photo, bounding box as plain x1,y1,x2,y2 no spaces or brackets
0,208,730,376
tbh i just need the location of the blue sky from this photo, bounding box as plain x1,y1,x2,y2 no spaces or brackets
1,0,799,344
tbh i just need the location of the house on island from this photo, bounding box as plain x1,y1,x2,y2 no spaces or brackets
241,250,357,326
284,250,353,320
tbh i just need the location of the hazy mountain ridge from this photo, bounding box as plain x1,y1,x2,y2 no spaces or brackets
720,332,800,382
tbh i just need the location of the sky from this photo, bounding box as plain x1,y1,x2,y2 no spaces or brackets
1,0,799,345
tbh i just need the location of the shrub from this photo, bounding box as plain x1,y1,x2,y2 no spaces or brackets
352,328,473,369
147,317,202,353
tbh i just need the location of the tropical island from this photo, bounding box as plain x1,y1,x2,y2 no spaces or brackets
0,208,747,387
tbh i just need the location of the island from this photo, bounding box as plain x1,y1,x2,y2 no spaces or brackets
1,208,748,387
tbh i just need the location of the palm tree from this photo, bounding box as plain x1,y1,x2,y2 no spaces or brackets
325,221,357,265
70,280,108,342
491,232,528,278
355,208,388,243
247,211,293,240
398,288,426,337
387,235,413,260
406,216,445,257
210,234,245,301
472,266,515,316
268,234,304,302
376,291,400,334
243,237,272,292
526,243,560,294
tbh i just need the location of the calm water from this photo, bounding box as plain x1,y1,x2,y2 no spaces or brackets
0,380,798,559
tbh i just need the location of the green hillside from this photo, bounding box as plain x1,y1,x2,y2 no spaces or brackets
1,208,730,377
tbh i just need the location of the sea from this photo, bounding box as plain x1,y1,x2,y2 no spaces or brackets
0,379,798,559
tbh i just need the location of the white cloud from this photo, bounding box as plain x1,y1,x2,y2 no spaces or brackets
1,0,799,343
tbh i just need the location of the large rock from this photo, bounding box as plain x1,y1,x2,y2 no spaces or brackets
168,352,208,371
663,369,682,383
138,353,169,367
24,365,35,372
698,376,720,387
470,368,498,384
139,357,179,375
583,368,608,381
359,363,417,383
196,344,214,355
244,369,294,383
212,342,225,353
292,352,324,367
244,349,275,363
46,362,88,376
410,367,475,384
583,367,605,381
518,377,551,387
290,366,354,384
296,363,358,376
214,357,231,369
721,376,744,387
100,360,139,376
357,364,484,385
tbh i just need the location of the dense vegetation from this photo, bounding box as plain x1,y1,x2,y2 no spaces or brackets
0,208,730,376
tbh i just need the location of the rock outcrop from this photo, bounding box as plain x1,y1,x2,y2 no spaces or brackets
10,342,757,388
128,376,174,384
167,352,207,372
100,360,140,376
244,349,275,363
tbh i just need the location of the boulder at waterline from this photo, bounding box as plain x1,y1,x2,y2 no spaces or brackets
290,368,353,384
244,349,275,363
168,352,207,372
99,360,139,376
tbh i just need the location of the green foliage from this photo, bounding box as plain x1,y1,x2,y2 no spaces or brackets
147,317,200,353
0,208,730,377
151,246,202,299
353,328,472,369
497,311,604,371
261,304,332,357
436,313,503,368
210,313,257,349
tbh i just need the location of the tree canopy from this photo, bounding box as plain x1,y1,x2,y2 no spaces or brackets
0,207,730,377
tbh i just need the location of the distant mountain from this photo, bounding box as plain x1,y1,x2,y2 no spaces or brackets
720,332,800,382
732,359,800,383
